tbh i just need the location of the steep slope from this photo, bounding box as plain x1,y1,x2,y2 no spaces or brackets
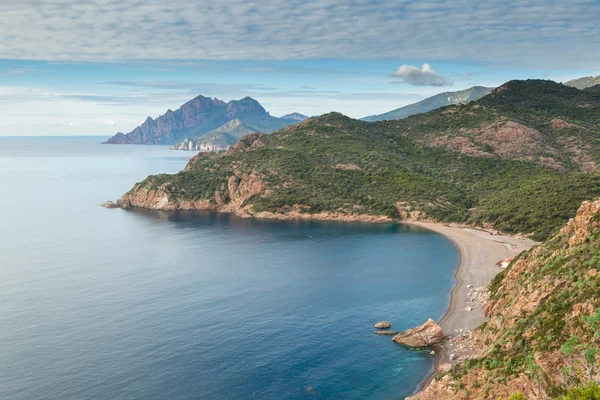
565,75,600,90
104,96,297,145
171,119,257,151
410,198,600,400
393,80,600,172
361,86,492,122
115,80,600,241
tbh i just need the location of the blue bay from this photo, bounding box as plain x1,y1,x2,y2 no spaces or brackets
0,137,459,399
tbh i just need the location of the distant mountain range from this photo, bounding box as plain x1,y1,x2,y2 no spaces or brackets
565,75,600,90
361,86,493,122
104,95,303,145
280,112,308,121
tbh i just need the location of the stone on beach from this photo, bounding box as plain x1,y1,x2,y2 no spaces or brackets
392,319,447,347
374,321,391,329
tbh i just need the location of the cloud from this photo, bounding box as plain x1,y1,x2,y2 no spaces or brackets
105,120,115,126
391,63,453,86
103,81,278,93
0,0,599,67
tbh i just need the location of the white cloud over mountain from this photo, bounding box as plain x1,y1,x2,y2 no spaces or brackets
391,64,453,86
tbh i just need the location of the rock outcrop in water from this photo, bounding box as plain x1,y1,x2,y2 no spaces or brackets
374,321,391,329
392,319,446,347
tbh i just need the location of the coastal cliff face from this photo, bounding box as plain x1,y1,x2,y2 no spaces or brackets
171,138,228,152
410,199,600,400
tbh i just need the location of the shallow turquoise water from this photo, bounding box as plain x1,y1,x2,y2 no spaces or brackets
0,137,459,399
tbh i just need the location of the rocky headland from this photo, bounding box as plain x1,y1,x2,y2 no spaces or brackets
408,199,600,399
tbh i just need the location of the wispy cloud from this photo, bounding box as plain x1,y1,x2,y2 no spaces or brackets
0,0,599,67
391,63,453,86
103,81,278,93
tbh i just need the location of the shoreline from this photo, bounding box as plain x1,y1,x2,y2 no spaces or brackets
110,204,538,395
403,221,537,397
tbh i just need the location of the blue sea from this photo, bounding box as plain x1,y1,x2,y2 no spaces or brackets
0,137,459,400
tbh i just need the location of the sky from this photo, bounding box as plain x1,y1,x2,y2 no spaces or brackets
1,0,599,136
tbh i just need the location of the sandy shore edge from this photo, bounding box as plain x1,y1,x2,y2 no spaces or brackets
402,221,537,396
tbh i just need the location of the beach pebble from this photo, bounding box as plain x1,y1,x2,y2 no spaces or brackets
467,284,472,288
449,353,456,361
374,321,391,329
465,306,472,312
430,350,435,355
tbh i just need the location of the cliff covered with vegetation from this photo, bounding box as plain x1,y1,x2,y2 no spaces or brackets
410,198,600,399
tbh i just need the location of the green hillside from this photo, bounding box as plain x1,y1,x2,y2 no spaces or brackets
119,80,600,241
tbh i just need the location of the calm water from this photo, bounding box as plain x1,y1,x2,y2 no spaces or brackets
0,137,459,400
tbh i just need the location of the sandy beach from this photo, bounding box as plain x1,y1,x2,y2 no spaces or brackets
404,222,537,383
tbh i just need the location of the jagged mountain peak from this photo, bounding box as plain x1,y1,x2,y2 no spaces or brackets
226,96,266,115
104,94,295,145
